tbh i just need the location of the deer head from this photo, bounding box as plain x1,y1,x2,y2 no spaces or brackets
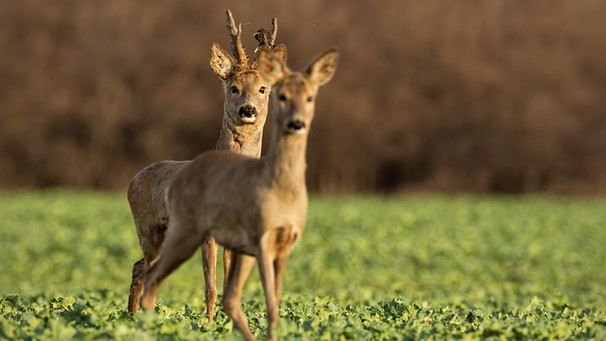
257,47,339,136
210,10,287,131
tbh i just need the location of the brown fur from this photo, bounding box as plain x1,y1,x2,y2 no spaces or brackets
127,10,286,320
139,47,339,341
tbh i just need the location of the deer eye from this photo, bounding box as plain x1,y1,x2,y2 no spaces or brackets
259,86,266,94
230,86,239,94
278,94,287,102
306,96,313,102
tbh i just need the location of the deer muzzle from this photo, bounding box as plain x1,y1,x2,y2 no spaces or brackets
285,119,306,134
239,105,257,123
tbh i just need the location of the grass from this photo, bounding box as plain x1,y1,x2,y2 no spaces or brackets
0,189,605,339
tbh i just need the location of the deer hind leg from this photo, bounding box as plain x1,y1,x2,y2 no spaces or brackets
201,237,219,321
223,252,256,341
128,258,146,313
128,223,167,313
140,222,203,311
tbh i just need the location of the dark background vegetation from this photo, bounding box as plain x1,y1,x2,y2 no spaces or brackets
1,0,605,195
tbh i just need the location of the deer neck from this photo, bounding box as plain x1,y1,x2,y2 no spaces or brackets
215,119,264,158
264,126,308,193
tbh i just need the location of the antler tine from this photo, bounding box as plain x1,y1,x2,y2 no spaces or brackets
226,9,249,67
269,17,278,46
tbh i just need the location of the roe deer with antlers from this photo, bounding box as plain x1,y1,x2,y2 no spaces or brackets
139,47,339,340
127,10,286,318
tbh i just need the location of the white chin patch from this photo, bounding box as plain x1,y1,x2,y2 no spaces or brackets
286,127,306,135
240,116,256,124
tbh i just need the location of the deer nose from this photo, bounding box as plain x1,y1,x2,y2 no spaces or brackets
239,105,257,119
286,120,306,132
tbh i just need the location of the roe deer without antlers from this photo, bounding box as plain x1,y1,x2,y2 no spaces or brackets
139,47,339,341
127,10,287,319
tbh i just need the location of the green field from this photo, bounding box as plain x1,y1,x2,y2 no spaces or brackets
1,190,605,340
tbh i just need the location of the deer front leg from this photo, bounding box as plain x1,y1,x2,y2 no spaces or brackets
222,247,232,290
223,251,256,295
273,251,290,307
201,237,219,321
223,252,256,341
257,249,279,341
258,227,298,340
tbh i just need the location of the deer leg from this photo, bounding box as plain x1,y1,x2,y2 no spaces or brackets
223,252,255,341
258,249,280,341
273,252,290,305
128,258,146,313
222,247,232,291
201,237,219,321
140,224,204,311
128,224,166,313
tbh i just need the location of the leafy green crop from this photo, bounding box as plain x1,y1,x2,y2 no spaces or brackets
1,190,605,339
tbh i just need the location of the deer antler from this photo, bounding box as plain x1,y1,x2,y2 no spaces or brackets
270,17,278,46
254,17,278,53
226,9,249,67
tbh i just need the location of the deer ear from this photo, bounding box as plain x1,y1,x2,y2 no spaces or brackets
305,47,339,87
210,43,236,80
256,47,286,85
273,44,288,64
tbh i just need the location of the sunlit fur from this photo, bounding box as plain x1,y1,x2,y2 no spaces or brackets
139,47,338,341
